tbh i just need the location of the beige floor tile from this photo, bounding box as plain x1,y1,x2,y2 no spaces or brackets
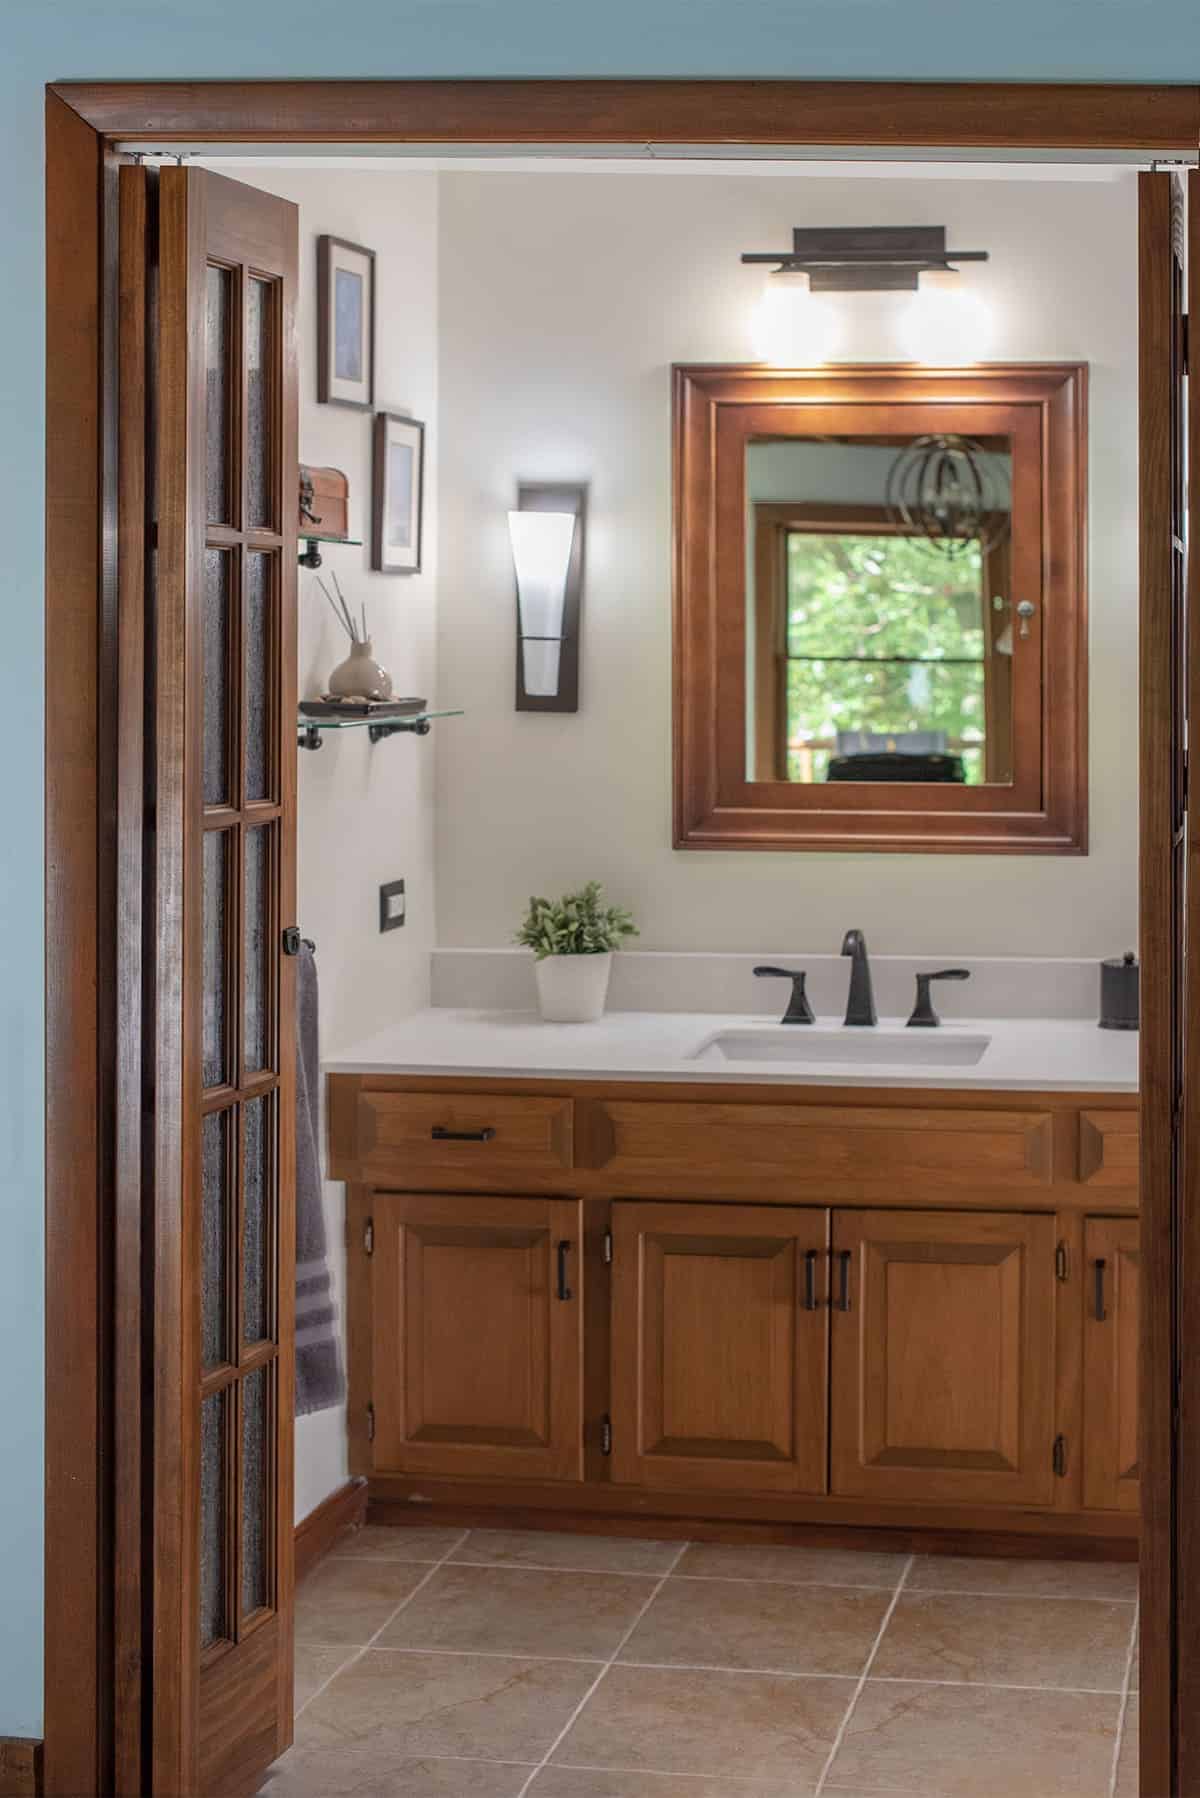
529,1769,812,1795
674,1542,907,1588
293,1557,430,1646
871,1592,1133,1691
908,1555,1139,1602
1116,1697,1139,1797
550,1663,854,1785
451,1528,681,1576
262,1743,532,1797
292,1642,358,1711
1131,1621,1140,1691
829,1681,1120,1795
379,1564,653,1660
299,1647,598,1762
333,1523,468,1562
618,1575,890,1677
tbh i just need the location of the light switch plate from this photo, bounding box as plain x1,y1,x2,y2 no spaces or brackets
379,878,406,932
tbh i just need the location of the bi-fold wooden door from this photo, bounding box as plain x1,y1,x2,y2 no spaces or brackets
129,163,300,1798
1139,165,1200,1798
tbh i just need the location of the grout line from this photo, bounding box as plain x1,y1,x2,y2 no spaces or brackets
550,1758,916,1789
865,1674,1129,1696
293,1527,470,1720
1107,1596,1139,1798
814,1551,914,1798
339,1645,608,1665
443,1558,667,1579
513,1537,691,1798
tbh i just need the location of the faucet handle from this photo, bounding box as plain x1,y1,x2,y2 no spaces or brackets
907,968,971,1028
753,965,816,1025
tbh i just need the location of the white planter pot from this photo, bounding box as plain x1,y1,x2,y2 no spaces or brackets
534,952,613,1023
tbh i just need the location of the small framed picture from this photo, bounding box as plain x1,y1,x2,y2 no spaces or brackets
372,411,425,574
317,235,375,409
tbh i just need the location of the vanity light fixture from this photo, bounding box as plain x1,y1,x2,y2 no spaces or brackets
741,225,988,293
508,483,586,712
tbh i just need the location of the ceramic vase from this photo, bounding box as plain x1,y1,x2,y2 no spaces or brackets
327,638,393,701
534,952,613,1023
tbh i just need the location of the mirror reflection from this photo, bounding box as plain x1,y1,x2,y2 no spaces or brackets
746,434,1015,787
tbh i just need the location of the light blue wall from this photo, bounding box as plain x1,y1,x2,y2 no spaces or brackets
5,0,1197,1744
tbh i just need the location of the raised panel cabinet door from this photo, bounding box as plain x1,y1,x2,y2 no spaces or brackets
372,1193,584,1481
610,1201,829,1494
1082,1217,1140,1512
830,1209,1057,1507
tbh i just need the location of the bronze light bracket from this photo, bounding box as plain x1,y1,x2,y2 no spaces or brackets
741,225,989,292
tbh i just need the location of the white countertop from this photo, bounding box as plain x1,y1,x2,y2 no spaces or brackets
325,1008,1140,1093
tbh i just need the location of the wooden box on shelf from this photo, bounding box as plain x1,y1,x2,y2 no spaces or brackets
300,464,350,540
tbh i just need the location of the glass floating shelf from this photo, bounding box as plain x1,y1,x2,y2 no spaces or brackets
298,532,364,569
297,709,464,750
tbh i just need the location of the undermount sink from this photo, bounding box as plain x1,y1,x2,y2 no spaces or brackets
692,1025,992,1068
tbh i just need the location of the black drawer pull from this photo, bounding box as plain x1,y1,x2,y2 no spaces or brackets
835,1248,852,1313
556,1240,573,1302
431,1125,496,1143
803,1248,819,1312
1094,1257,1107,1322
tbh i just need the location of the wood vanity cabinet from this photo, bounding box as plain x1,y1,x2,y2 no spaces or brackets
330,1076,1140,1549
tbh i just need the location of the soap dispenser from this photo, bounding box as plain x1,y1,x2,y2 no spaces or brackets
1099,951,1139,1031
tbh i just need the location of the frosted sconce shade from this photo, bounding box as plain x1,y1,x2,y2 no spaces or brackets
507,486,586,711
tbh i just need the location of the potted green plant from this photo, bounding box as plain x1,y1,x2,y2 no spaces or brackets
515,881,639,1022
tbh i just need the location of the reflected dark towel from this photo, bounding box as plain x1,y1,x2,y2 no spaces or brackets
295,940,346,1416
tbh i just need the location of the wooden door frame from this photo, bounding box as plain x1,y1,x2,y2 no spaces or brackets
44,76,1200,1798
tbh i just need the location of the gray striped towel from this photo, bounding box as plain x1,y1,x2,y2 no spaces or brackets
295,939,346,1416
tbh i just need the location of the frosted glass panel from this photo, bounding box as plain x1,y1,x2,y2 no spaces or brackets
247,278,274,530
201,1110,230,1369
202,830,230,1089
206,264,233,525
203,549,231,808
200,1391,228,1649
245,554,272,803
241,1366,270,1618
243,826,271,1075
242,1095,270,1345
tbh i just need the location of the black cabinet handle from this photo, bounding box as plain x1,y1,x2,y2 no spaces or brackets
835,1248,852,1313
431,1125,496,1143
803,1248,819,1312
1094,1257,1107,1322
556,1240,573,1302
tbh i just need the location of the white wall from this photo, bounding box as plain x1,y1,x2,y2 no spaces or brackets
435,169,1139,957
217,165,441,1521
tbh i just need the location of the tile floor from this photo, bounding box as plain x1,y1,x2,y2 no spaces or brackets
263,1526,1140,1798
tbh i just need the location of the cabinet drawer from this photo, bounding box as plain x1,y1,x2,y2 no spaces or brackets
330,1084,573,1184
579,1099,1053,1198
1079,1110,1140,1189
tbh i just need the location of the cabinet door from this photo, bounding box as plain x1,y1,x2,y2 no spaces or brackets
830,1209,1056,1507
1083,1217,1140,1511
372,1193,583,1481
611,1201,829,1494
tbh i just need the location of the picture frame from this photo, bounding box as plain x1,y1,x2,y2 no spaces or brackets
317,234,375,409
372,411,426,574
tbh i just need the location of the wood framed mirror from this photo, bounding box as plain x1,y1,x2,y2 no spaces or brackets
672,362,1088,853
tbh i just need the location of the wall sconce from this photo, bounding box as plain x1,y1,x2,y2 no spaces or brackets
508,483,586,712
741,226,988,293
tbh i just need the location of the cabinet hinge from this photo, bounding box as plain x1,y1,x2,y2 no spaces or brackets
1055,1241,1069,1282
366,1402,376,1443
602,1230,613,1265
600,1414,613,1456
1052,1433,1067,1478
364,1217,375,1258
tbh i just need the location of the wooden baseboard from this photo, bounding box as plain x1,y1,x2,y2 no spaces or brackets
365,1480,1138,1563
295,1477,368,1584
0,1740,43,1798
